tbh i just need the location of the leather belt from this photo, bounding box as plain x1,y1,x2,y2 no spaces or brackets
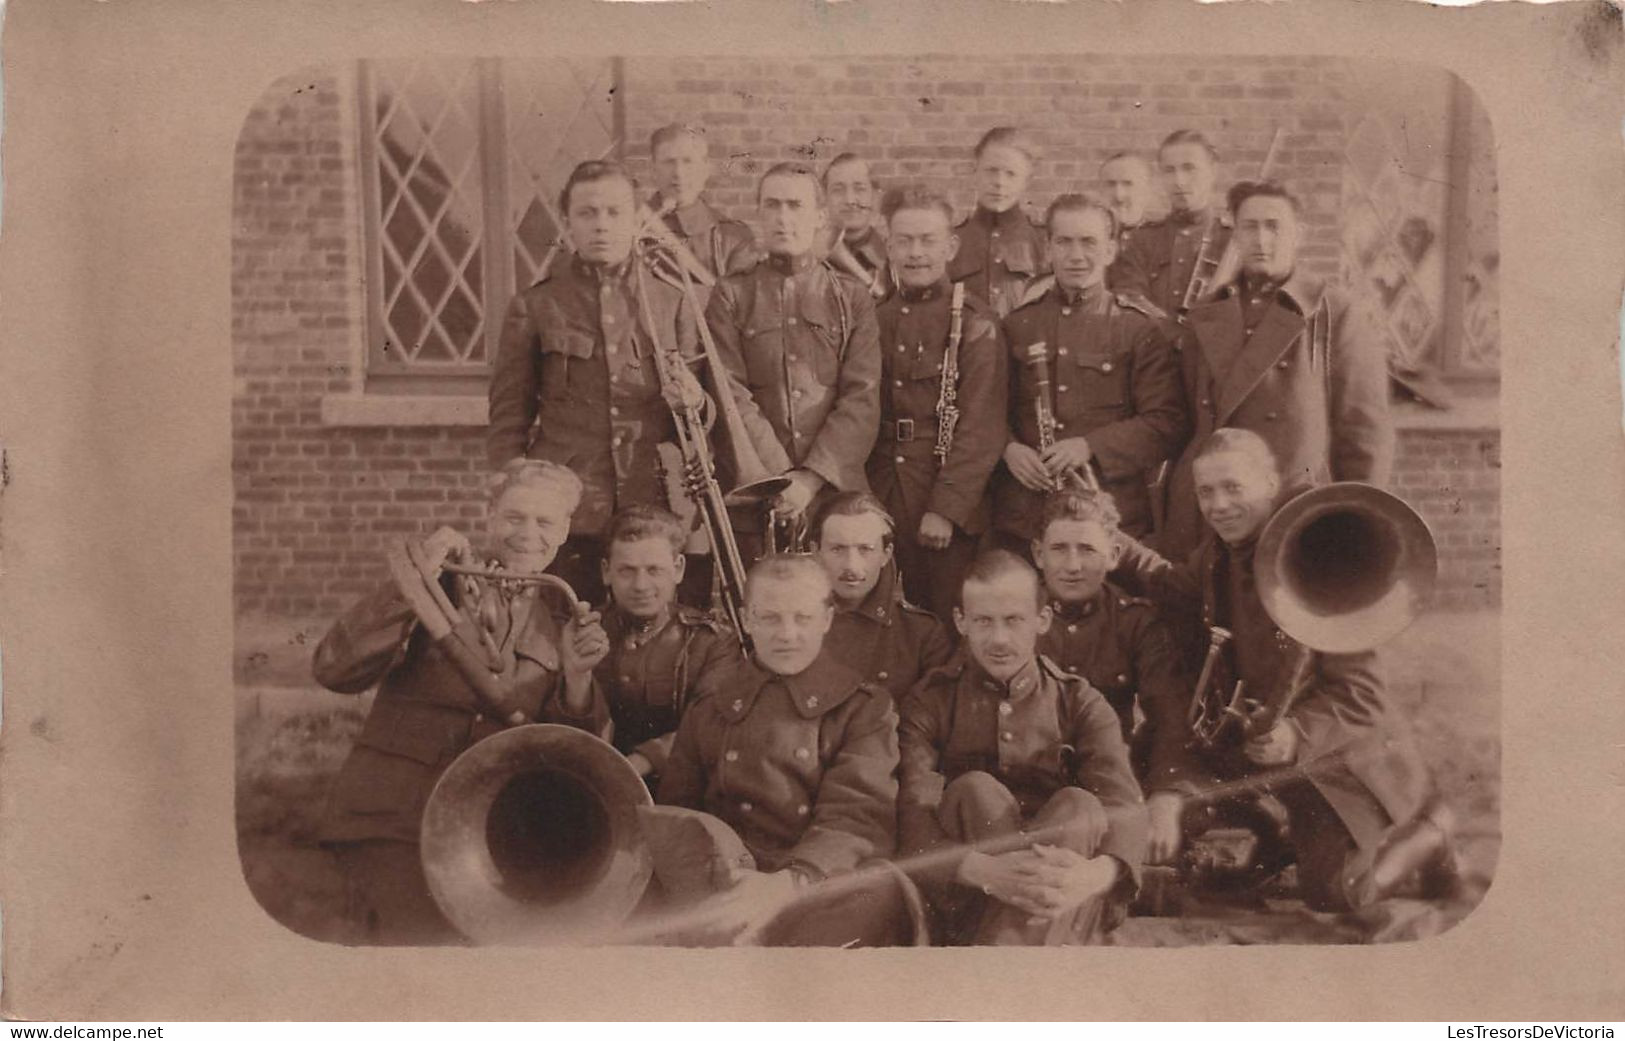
889,418,917,442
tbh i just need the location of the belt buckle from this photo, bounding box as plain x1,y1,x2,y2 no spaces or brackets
895,418,915,442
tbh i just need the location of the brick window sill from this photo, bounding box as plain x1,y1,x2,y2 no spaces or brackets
320,394,486,427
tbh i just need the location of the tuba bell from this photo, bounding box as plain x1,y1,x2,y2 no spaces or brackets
419,724,655,945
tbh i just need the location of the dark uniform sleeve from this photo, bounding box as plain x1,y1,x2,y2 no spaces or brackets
702,278,795,476
1112,536,1204,616
635,627,741,777
896,680,953,861
311,582,418,693
1326,292,1395,487
488,291,542,468
1112,233,1155,304
789,687,900,879
801,283,882,492
927,309,1009,529
656,699,710,813
1086,319,1191,482
1132,611,1206,796
1065,687,1149,889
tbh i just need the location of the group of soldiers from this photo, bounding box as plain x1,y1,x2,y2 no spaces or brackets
309,122,1461,946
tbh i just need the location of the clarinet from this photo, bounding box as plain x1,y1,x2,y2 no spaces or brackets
933,282,967,465
1025,340,1101,493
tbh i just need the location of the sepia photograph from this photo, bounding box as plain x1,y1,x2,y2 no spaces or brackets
231,52,1501,950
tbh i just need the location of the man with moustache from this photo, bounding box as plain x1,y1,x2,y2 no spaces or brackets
1116,129,1231,318
655,555,909,946
898,551,1146,946
646,122,759,303
594,505,739,786
488,159,715,606
809,492,954,700
1156,180,1393,560
1098,151,1157,294
995,194,1189,548
1031,490,1188,780
822,152,890,300
866,184,1008,621
1114,429,1453,911
313,460,612,944
704,162,882,552
948,126,1049,319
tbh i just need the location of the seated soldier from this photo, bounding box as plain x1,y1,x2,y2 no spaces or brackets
1031,489,1188,779
595,505,740,785
654,555,909,946
810,491,955,700
898,551,1147,946
312,460,612,945
1116,428,1458,911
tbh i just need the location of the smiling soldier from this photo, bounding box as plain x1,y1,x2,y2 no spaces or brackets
822,152,889,299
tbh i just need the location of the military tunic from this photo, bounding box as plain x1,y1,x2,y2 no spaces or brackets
596,604,740,776
704,253,882,496
1104,219,1148,296
948,205,1049,319
1114,208,1232,318
658,650,899,880
866,278,1007,618
995,282,1191,541
828,561,955,701
654,195,760,310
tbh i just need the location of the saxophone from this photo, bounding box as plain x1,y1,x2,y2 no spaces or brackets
933,282,967,465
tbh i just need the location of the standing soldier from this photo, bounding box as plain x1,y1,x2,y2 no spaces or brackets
866,184,1008,621
947,127,1049,319
995,194,1189,550
822,152,890,300
647,123,759,306
1157,180,1394,560
594,506,739,786
1115,130,1230,318
704,162,882,554
489,159,712,605
809,492,955,700
1098,151,1157,294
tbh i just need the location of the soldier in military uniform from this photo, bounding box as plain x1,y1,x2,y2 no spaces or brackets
1115,129,1231,317
1156,180,1394,561
704,162,882,552
822,152,889,300
594,505,740,785
655,555,910,946
313,460,612,944
1116,429,1454,911
947,127,1049,319
1098,151,1157,294
866,184,1008,622
647,122,759,306
808,491,955,700
995,194,1190,550
1031,489,1188,781
898,551,1147,945
488,159,717,606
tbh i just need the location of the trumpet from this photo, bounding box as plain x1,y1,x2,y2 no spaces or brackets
1024,339,1102,494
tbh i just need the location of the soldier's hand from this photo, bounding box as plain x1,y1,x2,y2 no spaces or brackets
957,850,1053,918
1003,442,1054,493
662,366,709,413
773,469,822,520
917,512,954,550
561,604,610,678
1244,718,1301,766
626,751,655,778
1025,845,1120,912
1146,792,1185,865
420,526,473,573
1041,436,1093,474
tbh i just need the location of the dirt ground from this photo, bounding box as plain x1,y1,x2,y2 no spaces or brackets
235,608,1500,947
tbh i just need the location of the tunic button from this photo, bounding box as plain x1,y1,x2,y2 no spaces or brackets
792,389,803,400
806,696,819,708
740,801,753,812
788,353,798,362
1057,384,1068,393
731,699,744,712
620,674,632,684
796,804,810,816
604,315,615,324
1101,362,1113,373
991,231,1000,239
1067,624,1077,634
878,670,889,680
998,702,1012,716
895,455,905,464
1001,731,1014,742
1061,308,1072,317
1058,348,1068,357
1117,673,1129,684
1277,359,1290,369
795,747,811,761
725,750,739,762
897,345,906,353
1265,411,1279,421
787,317,798,326
901,307,910,315
894,379,904,387
609,406,620,416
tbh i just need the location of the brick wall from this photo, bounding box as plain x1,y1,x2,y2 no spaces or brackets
232,57,1499,619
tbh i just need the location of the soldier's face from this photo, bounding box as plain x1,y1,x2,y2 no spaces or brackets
955,572,1052,683
652,135,710,209
975,144,1033,213
566,177,637,266
1159,142,1216,214
1047,208,1118,291
824,160,877,234
1100,157,1151,226
1234,196,1300,281
745,575,835,676
1033,518,1122,605
759,173,827,258
488,484,572,572
602,537,685,621
815,512,894,606
1193,449,1281,545
886,207,958,289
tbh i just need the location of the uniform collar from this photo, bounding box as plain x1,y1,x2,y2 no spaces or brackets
897,277,950,303
1223,269,1320,317
666,198,718,237
607,603,674,646
765,251,819,275
719,650,863,721
838,561,903,624
1169,205,1213,228
967,655,1043,703
1054,280,1110,310
975,204,1028,231
573,253,635,283
1051,586,1109,620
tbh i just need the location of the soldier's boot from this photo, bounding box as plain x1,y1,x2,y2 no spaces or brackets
1350,796,1465,907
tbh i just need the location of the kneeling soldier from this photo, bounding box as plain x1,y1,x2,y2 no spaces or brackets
595,505,739,785
898,550,1147,946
